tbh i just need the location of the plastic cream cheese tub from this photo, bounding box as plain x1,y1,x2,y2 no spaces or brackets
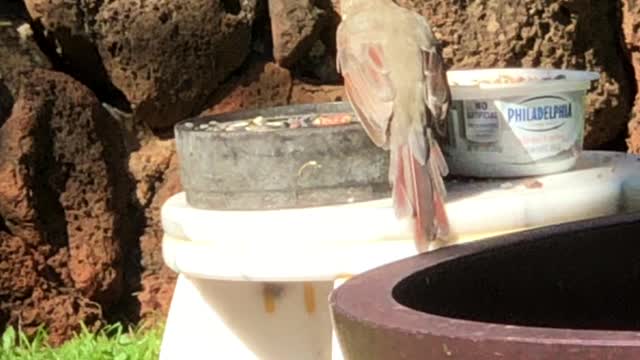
443,68,600,178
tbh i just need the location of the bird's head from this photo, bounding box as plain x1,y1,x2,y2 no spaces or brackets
339,0,363,20
340,0,388,20
339,0,350,20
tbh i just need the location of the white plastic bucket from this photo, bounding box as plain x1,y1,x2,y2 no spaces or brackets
443,68,600,178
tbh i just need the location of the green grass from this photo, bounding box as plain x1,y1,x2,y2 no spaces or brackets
0,323,163,360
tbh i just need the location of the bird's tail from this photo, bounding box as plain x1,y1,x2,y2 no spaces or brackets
391,133,450,252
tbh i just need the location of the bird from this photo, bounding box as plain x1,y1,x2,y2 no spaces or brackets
336,0,452,252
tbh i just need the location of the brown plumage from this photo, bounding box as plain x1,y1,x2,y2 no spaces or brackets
336,0,452,252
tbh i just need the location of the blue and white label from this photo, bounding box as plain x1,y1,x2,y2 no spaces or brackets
454,94,582,163
505,96,573,132
495,94,580,161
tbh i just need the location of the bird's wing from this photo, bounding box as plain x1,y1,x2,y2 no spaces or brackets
422,48,451,141
415,15,451,141
336,21,395,149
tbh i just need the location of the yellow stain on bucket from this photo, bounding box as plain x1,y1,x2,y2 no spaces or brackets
262,284,282,314
263,293,276,313
304,283,316,314
335,273,353,281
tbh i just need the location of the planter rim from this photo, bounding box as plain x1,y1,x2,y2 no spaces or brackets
330,211,640,347
176,101,353,128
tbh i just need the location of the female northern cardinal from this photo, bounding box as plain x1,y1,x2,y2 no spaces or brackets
336,0,452,252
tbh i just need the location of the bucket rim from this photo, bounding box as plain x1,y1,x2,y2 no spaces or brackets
447,67,599,93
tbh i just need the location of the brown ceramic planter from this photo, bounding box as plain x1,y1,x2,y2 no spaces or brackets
330,212,640,359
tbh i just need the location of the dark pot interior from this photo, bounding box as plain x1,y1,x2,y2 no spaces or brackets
393,216,640,331
330,212,640,360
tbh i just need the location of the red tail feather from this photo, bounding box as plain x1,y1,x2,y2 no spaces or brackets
392,144,450,252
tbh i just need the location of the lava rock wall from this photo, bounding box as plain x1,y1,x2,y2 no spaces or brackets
622,0,640,152
0,0,639,343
